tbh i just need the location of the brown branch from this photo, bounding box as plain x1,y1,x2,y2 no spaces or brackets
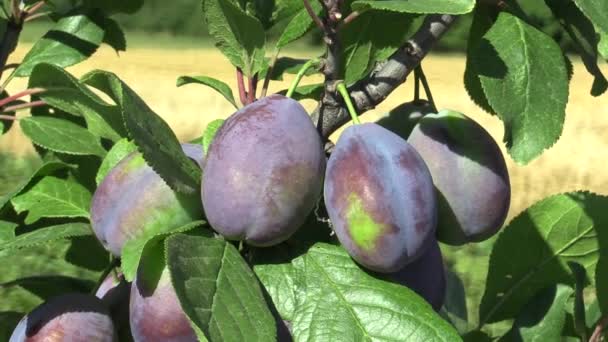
590,316,608,342
303,0,326,32
0,88,45,108
340,10,361,28
313,14,457,138
0,114,17,120
3,100,46,113
0,20,23,81
236,68,247,106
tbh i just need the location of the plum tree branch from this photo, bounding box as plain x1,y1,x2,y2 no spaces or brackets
313,14,457,139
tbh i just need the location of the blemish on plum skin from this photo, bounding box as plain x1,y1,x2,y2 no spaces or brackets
345,193,385,251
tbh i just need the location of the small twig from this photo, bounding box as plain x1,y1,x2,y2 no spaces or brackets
91,257,120,295
340,10,361,28
2,63,18,71
2,100,45,113
416,64,436,111
248,74,257,104
303,0,326,32
236,68,247,106
0,114,17,120
24,1,45,16
10,0,21,22
0,88,45,108
25,11,50,22
261,49,280,98
590,316,608,342
414,68,421,102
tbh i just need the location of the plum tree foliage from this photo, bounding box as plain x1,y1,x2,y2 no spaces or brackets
0,0,606,341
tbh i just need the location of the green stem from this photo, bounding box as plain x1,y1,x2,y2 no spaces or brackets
416,65,436,111
414,67,421,102
336,82,360,125
286,58,319,98
91,257,120,295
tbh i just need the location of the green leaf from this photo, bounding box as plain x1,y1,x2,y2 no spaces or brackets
351,0,475,14
81,70,202,194
571,0,608,34
276,0,322,49
464,4,498,115
121,220,204,282
545,0,607,96
166,233,276,341
441,269,469,334
474,12,568,164
599,31,608,59
0,160,73,211
277,83,323,101
95,138,137,185
177,76,238,109
11,176,91,224
15,11,106,77
479,192,608,324
29,63,127,141
0,221,17,243
102,17,127,52
203,0,266,77
568,262,589,340
202,119,225,155
253,253,298,320
499,285,573,341
0,223,92,252
341,11,416,84
292,243,461,341
20,116,106,157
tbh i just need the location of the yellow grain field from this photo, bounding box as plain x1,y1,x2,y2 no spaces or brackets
1,44,607,220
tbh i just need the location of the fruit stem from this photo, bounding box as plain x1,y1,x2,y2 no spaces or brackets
286,58,320,98
91,257,120,295
414,67,421,102
416,64,437,111
336,82,360,125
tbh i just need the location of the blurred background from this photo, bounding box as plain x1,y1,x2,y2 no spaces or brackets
0,0,606,330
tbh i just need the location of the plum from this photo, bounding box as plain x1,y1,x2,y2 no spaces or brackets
202,94,326,247
130,265,195,342
376,100,436,139
95,273,132,341
91,143,204,256
324,123,437,273
9,293,117,342
384,240,445,311
407,110,510,245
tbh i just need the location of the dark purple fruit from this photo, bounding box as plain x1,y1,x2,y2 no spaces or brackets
9,293,117,342
202,94,326,247
385,240,446,311
130,266,195,342
407,110,510,245
91,143,204,256
376,100,436,139
324,123,437,273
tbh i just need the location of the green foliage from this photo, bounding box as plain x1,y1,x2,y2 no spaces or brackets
202,119,225,155
166,232,277,341
15,11,107,77
177,76,238,109
472,12,569,164
275,0,321,49
0,223,92,252
11,177,91,224
480,192,608,324
203,0,266,77
351,0,475,14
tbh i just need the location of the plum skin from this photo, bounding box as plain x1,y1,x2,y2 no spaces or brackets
91,143,204,256
407,110,510,245
202,94,326,247
9,293,117,342
384,240,446,311
130,266,196,342
324,123,437,273
95,273,131,341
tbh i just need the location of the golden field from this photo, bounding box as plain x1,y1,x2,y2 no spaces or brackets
1,44,607,220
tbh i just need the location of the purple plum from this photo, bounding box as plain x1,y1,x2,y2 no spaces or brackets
91,143,204,256
130,266,195,342
324,123,437,273
9,293,117,342
407,110,510,245
202,95,326,247
385,240,446,311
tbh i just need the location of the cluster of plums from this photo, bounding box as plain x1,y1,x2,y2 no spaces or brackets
10,95,510,341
